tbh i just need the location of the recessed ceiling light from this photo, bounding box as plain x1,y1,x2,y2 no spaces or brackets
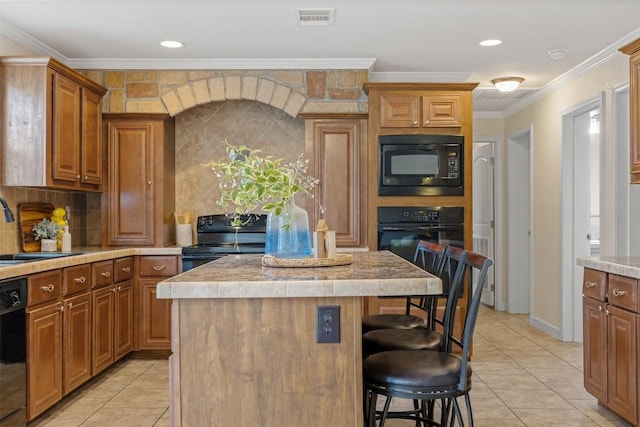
548,49,567,60
480,39,502,47
160,40,184,48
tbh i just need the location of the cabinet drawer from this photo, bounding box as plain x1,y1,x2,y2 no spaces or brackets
92,260,114,289
139,256,178,277
114,257,133,283
608,274,638,312
28,270,62,306
583,268,607,301
63,264,91,296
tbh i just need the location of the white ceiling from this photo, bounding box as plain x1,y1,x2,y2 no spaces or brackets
1,0,639,114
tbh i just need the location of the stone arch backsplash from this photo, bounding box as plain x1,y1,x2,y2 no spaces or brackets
80,69,370,115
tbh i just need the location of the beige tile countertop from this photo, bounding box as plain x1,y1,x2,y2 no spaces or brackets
577,256,640,279
0,246,182,280
157,251,441,299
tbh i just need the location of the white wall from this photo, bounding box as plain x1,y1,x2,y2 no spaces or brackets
0,34,36,55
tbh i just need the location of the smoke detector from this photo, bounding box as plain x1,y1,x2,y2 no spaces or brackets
296,8,335,26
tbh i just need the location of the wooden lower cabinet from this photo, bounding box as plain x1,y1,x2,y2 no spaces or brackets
62,292,92,394
92,280,133,375
27,302,63,420
582,268,638,424
139,278,171,349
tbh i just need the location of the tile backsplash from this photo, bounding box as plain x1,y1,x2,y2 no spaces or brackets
0,186,101,254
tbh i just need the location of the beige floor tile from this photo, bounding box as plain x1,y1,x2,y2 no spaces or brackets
105,387,169,408
80,407,166,427
547,382,596,400
512,408,600,426
29,418,87,427
479,374,548,391
525,366,585,383
494,389,574,410
568,399,631,423
471,360,529,376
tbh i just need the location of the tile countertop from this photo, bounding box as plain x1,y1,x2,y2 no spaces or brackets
0,247,182,281
577,256,640,279
156,251,442,299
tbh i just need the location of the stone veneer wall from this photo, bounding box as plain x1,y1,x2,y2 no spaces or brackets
80,69,370,115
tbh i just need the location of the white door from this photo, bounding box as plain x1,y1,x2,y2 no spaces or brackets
507,129,531,314
473,142,495,306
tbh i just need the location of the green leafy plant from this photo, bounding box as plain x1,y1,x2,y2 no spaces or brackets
205,142,321,227
32,218,62,240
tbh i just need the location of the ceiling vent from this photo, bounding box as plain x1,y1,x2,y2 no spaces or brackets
296,8,335,26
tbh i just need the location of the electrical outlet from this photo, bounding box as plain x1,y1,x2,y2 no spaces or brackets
316,305,340,343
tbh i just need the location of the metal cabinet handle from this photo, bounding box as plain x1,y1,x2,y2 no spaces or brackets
76,174,81,181
112,287,117,293
598,305,603,311
122,267,131,273
68,302,73,309
152,265,167,271
412,120,418,126
101,271,111,278
41,284,55,292
74,276,87,284
612,289,627,297
423,120,430,125
585,281,597,288
117,286,122,291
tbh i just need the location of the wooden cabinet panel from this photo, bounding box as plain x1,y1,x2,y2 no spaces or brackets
380,94,420,128
620,39,640,183
52,73,81,183
81,88,104,185
139,256,179,277
103,114,176,246
0,57,106,191
114,257,133,283
606,305,637,423
583,268,607,301
92,285,115,375
27,302,62,420
92,260,114,289
62,292,91,394
582,296,607,401
303,115,368,248
422,95,461,127
608,274,638,312
139,278,171,349
28,270,62,307
114,280,133,359
62,264,91,296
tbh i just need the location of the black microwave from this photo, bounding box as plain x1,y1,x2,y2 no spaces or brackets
379,134,464,196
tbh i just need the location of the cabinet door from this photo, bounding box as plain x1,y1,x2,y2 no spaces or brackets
27,303,62,420
606,305,637,423
92,286,115,375
305,118,367,247
139,278,171,349
114,280,133,359
106,120,154,245
81,89,103,185
63,292,91,394
421,95,461,127
52,73,81,183
582,296,607,401
379,94,420,128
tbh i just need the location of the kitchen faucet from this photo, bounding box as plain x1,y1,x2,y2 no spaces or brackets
0,197,15,222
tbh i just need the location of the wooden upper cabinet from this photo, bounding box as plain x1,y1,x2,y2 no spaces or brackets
102,114,176,247
380,93,462,128
302,114,368,248
620,39,640,183
0,57,107,191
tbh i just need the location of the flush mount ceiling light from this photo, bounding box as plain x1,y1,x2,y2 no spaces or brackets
479,39,502,47
160,40,184,48
491,77,524,93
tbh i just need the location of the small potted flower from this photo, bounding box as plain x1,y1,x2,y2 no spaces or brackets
205,142,321,258
32,218,63,252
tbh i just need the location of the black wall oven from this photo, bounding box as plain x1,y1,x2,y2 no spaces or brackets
377,206,464,263
379,134,463,196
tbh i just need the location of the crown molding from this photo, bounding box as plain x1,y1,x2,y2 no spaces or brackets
66,57,376,70
0,19,67,60
502,28,640,118
368,71,472,82
473,111,505,120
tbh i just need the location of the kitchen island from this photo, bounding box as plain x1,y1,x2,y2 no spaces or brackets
157,251,441,426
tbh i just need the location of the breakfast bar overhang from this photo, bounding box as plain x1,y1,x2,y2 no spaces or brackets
157,251,442,426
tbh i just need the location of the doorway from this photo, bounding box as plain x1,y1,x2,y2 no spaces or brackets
506,128,532,314
561,96,603,342
472,140,496,306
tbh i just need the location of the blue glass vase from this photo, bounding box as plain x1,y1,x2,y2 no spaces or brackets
265,198,312,259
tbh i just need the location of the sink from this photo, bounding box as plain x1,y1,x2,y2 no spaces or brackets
0,252,83,261
0,260,27,266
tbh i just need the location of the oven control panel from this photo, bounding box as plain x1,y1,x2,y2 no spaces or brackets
401,210,440,223
378,206,464,225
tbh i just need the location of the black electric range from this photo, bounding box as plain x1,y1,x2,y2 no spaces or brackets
181,214,267,271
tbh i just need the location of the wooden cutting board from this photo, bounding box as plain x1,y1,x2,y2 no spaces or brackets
18,202,55,252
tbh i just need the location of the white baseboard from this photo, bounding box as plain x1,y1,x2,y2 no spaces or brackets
530,315,562,340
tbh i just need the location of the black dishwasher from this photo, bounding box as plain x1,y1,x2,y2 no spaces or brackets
0,276,27,427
